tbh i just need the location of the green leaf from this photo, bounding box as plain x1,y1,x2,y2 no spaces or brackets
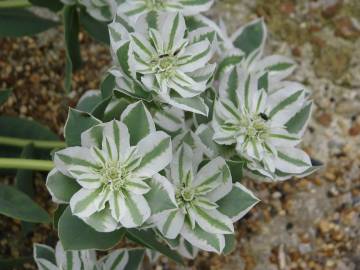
53,204,67,230
64,54,73,93
15,144,36,234
64,5,82,69
79,8,110,44
0,116,59,159
101,73,116,99
0,257,32,270
285,102,312,134
64,108,101,146
126,229,184,265
0,184,50,223
217,183,259,221
223,234,236,255
124,249,146,270
29,0,63,12
121,101,155,145
0,9,58,37
76,91,112,120
0,89,12,106
103,98,130,122
47,169,81,203
232,18,266,57
227,159,245,181
58,206,125,250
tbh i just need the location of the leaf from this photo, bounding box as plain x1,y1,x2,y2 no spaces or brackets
15,144,36,234
0,257,32,270
64,5,82,69
124,249,146,270
79,8,110,44
0,184,50,223
0,116,59,160
29,0,63,12
101,73,116,99
64,108,101,146
223,234,236,255
217,183,259,222
0,89,12,106
121,101,156,145
0,9,58,37
53,204,67,230
285,102,312,134
46,169,81,203
58,206,125,250
227,159,245,181
126,229,184,265
77,90,112,120
232,18,266,57
64,54,73,93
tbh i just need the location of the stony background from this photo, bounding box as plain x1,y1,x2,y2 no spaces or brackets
0,0,359,269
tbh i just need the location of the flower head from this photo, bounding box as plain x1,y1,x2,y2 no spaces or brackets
109,12,216,115
47,102,173,232
34,241,145,270
61,0,120,21
118,0,214,23
151,144,258,253
213,68,313,180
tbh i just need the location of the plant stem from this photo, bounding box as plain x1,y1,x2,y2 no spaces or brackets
0,158,53,171
0,0,31,8
0,136,66,149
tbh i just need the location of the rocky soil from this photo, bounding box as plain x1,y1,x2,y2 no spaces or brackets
0,0,359,269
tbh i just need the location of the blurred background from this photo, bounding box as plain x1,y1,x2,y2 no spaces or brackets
0,0,359,269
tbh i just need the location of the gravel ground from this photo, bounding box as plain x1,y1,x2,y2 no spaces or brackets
0,0,359,269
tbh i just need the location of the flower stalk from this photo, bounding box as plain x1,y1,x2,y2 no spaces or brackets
0,136,66,150
0,0,31,8
0,158,54,171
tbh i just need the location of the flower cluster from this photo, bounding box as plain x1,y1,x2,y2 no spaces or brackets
34,241,145,270
48,0,319,262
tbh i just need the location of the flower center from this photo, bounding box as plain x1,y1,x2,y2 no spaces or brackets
176,185,195,207
146,0,167,10
151,54,176,77
241,112,269,142
101,161,129,191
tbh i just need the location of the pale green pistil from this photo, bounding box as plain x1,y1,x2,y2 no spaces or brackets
241,113,269,142
176,185,196,208
151,55,176,78
101,161,130,191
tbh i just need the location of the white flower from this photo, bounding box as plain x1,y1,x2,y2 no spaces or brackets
109,11,216,115
213,68,313,180
117,0,214,23
34,241,145,270
61,0,120,21
47,102,174,232
216,18,296,85
151,144,259,253
34,241,97,270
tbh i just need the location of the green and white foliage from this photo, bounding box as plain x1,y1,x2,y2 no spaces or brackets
117,0,214,23
47,101,175,232
109,11,216,115
212,68,313,181
215,18,296,85
61,0,122,21
151,144,259,253
34,241,145,270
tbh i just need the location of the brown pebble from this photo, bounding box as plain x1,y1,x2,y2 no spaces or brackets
348,123,360,136
316,112,332,127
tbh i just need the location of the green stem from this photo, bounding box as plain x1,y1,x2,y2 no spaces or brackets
0,158,53,171
0,0,31,8
0,136,66,149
